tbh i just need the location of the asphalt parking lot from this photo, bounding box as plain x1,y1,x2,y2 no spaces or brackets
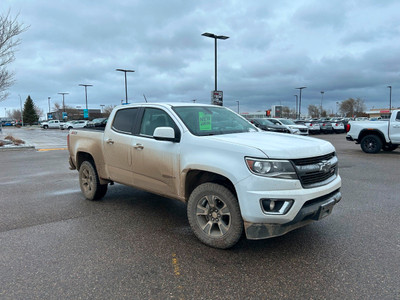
0,128,399,299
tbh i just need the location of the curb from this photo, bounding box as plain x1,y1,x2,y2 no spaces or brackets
0,145,36,151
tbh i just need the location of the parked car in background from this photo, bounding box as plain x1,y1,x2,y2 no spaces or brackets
330,119,345,133
61,120,88,130
267,118,309,135
317,120,334,134
41,120,65,129
86,118,107,128
295,120,321,134
250,118,290,133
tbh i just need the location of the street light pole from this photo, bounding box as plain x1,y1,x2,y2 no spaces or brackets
294,95,298,118
116,69,135,104
48,97,51,113
79,84,93,110
295,87,306,119
236,100,240,114
387,85,392,112
58,92,69,112
201,32,229,93
320,91,324,117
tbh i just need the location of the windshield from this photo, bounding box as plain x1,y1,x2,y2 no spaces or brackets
279,119,295,125
255,119,275,126
173,106,256,136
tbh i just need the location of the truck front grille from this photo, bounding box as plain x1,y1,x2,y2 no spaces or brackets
291,152,338,188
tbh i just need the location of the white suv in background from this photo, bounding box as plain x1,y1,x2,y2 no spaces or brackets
61,120,88,130
267,118,309,135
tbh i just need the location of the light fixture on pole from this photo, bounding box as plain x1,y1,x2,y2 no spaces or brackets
202,32,229,105
387,85,392,112
320,91,324,117
295,87,307,119
79,84,93,110
58,92,69,112
116,69,135,104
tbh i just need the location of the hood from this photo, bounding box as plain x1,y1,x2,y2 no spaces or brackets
207,131,334,159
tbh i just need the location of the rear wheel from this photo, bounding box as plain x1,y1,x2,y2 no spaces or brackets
43,125,48,129
187,183,243,249
360,135,382,153
79,161,108,200
382,144,398,152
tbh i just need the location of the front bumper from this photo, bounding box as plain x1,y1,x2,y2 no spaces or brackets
244,190,341,239
234,172,342,240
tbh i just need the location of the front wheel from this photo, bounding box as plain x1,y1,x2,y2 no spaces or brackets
360,135,382,153
187,183,243,249
79,161,108,200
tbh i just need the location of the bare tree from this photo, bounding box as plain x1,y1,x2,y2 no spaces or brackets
308,105,320,118
103,105,116,117
7,108,21,120
0,10,28,102
339,98,366,117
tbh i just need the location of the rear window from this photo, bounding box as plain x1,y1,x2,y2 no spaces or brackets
112,108,139,134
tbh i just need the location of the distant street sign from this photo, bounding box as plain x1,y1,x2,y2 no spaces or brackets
83,109,89,118
62,112,68,119
211,90,223,106
47,113,53,120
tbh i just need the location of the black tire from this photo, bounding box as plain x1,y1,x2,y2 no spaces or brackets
79,161,108,200
68,126,73,129
43,125,48,129
187,183,243,249
360,135,382,153
382,144,398,152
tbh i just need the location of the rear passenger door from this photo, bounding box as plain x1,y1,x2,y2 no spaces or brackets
103,107,140,185
131,107,181,198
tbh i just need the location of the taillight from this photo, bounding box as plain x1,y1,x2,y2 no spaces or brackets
346,124,351,132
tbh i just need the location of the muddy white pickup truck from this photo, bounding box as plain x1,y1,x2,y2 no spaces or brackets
68,103,342,248
346,110,400,153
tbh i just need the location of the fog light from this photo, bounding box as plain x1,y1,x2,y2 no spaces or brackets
261,199,294,215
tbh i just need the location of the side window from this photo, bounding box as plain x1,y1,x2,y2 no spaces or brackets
396,112,400,121
112,108,139,134
140,108,176,137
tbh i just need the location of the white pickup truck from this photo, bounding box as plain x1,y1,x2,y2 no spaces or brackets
68,103,342,249
346,110,400,153
41,120,65,129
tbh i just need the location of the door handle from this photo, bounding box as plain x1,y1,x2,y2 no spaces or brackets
106,139,114,144
134,143,144,150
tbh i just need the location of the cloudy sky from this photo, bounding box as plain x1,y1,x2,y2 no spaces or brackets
1,0,400,118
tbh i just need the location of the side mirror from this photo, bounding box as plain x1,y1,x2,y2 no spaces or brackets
153,127,176,142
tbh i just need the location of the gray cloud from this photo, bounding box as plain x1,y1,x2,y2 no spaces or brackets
2,0,400,117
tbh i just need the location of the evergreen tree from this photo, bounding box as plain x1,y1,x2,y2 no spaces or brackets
23,95,38,125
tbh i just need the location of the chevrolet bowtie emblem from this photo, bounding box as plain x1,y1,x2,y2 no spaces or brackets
318,160,331,173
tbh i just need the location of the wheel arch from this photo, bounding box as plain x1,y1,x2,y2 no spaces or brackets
358,129,386,144
76,151,95,170
184,170,237,203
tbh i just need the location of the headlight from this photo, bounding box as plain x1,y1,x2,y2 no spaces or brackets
245,158,297,179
